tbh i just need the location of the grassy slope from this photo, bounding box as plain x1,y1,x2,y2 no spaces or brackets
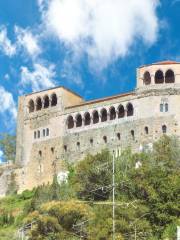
0,195,31,240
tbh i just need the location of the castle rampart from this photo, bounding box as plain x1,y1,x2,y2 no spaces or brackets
12,60,180,193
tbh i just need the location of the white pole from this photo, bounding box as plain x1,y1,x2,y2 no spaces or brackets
135,224,137,240
112,151,115,240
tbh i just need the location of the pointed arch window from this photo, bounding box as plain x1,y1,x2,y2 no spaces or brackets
155,70,164,84
165,70,175,83
76,114,82,127
127,103,134,117
51,93,57,106
110,107,116,120
67,116,74,129
36,97,42,111
44,95,50,108
84,112,91,126
29,99,35,113
118,105,125,118
101,108,108,122
93,111,99,124
143,71,151,85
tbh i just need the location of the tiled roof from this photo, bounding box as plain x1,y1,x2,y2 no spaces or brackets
140,60,180,68
66,91,134,109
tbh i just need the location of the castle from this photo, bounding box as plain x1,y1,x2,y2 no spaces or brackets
1,60,180,195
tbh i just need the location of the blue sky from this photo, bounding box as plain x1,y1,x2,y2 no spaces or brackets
0,0,180,139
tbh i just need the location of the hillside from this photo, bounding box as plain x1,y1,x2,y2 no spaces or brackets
0,135,179,239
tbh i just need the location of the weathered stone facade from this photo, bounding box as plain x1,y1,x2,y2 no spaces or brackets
8,61,180,193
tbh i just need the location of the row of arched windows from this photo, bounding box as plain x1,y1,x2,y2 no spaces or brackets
28,93,57,113
143,69,175,85
67,103,134,129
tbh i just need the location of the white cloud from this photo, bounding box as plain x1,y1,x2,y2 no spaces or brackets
15,26,41,58
0,86,17,119
40,0,160,69
0,26,16,57
20,63,56,92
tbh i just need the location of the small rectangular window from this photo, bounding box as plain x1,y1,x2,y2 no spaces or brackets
64,145,67,152
51,147,54,154
90,139,93,146
46,128,49,136
43,129,46,137
77,142,80,150
38,130,40,138
165,103,168,112
34,131,37,139
131,130,135,140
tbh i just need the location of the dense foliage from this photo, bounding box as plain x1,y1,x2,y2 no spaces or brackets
0,133,16,163
0,135,179,239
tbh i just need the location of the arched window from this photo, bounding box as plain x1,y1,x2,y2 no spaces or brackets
76,114,82,127
155,70,164,84
131,130,135,140
51,93,57,106
162,125,167,134
127,103,134,117
143,71,151,85
145,126,149,135
118,105,125,118
36,97,42,111
109,107,116,120
101,108,107,122
165,70,175,83
84,112,91,126
93,111,99,124
103,136,107,143
67,116,74,129
44,95,49,108
29,99,35,113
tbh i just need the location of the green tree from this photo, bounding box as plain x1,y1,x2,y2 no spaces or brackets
73,149,112,201
0,133,16,163
25,201,93,240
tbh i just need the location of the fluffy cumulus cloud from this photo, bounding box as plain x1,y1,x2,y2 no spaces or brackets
15,26,41,58
20,63,56,92
0,86,17,119
0,26,16,57
39,0,160,68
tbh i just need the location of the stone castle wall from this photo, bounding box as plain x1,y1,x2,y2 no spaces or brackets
6,61,180,194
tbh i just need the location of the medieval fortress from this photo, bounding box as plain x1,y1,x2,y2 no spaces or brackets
1,60,180,195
